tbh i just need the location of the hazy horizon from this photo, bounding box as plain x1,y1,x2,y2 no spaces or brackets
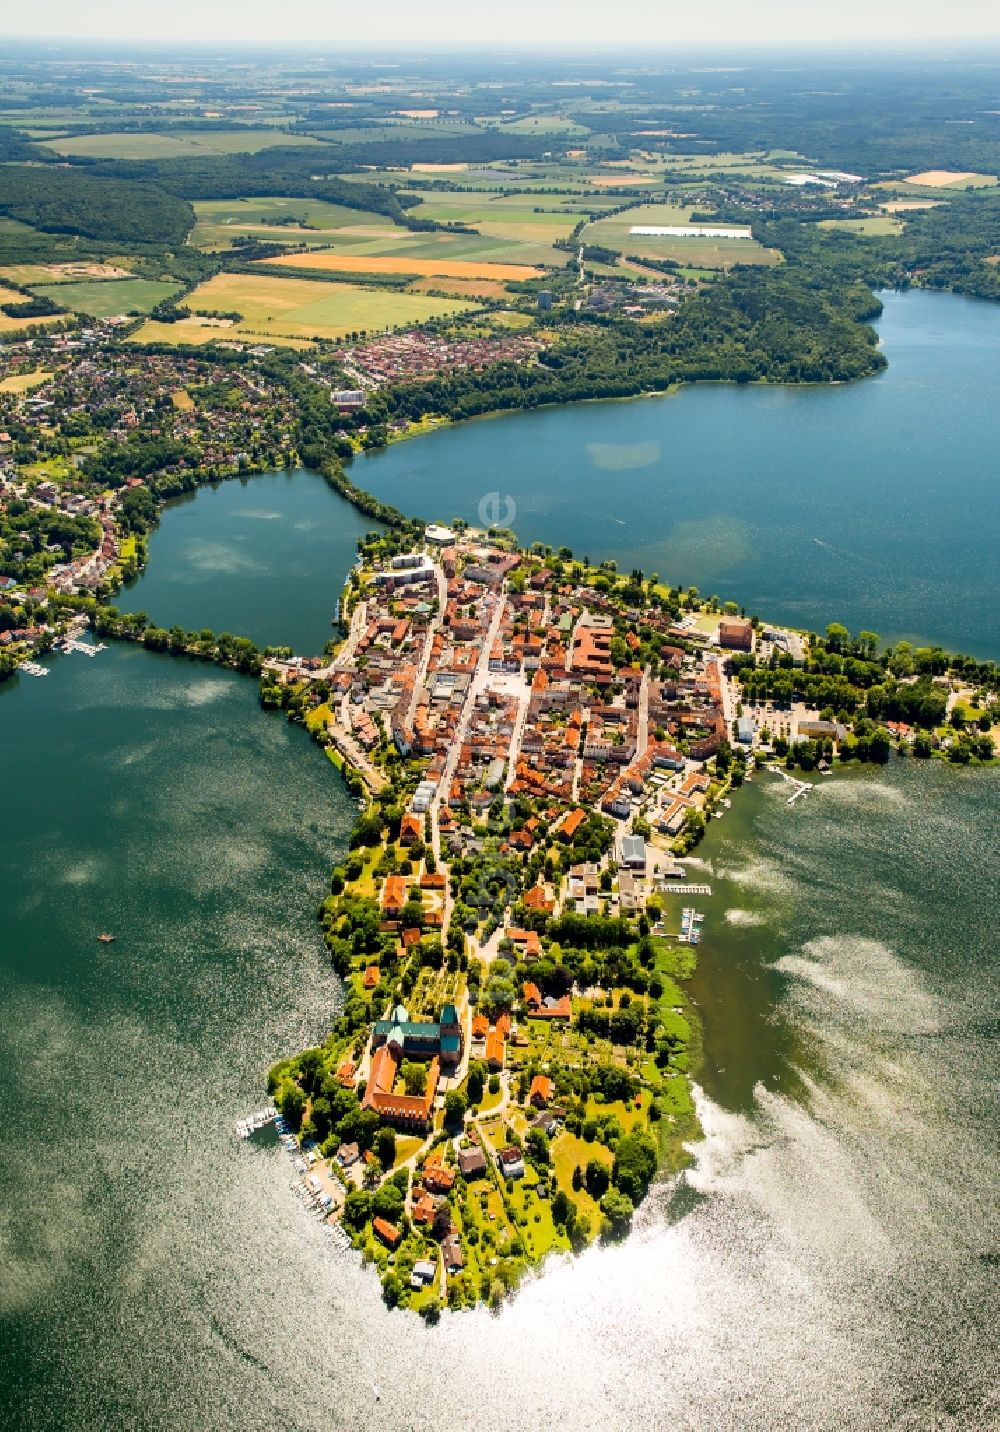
3,0,1000,50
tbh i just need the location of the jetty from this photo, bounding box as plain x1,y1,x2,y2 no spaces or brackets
235,1106,276,1139
679,906,705,944
766,763,815,805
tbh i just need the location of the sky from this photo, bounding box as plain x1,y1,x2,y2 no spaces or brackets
4,1,1000,49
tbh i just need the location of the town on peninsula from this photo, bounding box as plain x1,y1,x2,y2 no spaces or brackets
2,58,999,1319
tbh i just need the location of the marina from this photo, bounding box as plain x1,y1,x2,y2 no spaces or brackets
679,907,705,944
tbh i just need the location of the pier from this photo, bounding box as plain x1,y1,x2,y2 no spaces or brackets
766,763,814,805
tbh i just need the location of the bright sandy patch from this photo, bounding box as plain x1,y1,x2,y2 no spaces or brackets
905,169,997,188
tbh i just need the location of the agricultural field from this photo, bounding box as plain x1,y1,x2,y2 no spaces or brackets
310,120,480,143
903,169,998,189
0,368,52,394
257,251,543,281
410,189,599,247
0,283,65,331
224,193,573,269
0,261,134,286
29,278,182,318
408,275,510,299
817,216,904,236
188,196,400,250
584,201,779,268
880,199,945,213
491,114,591,136
39,129,323,160
130,271,481,346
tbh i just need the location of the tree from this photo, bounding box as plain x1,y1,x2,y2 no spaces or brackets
600,1187,634,1239
444,1089,467,1128
375,1127,397,1169
585,1158,610,1197
466,1060,487,1105
526,1128,550,1165
401,1060,426,1097
275,1081,304,1131
372,1181,405,1221
612,1131,658,1203
342,1189,372,1228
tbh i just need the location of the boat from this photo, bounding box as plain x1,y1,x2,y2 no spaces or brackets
96,933,116,944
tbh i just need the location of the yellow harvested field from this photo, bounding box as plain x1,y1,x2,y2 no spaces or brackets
905,169,998,188
880,200,944,213
258,252,542,281
394,108,439,119
0,284,63,332
0,368,52,394
587,174,658,187
130,271,480,346
409,275,510,299
411,162,468,172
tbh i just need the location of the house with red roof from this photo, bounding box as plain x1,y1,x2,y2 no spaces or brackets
373,1217,402,1249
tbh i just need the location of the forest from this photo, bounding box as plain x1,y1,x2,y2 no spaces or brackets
0,165,194,247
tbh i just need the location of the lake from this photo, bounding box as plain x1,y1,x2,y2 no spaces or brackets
2,289,998,1428
2,647,995,1427
123,468,375,654
359,289,1000,659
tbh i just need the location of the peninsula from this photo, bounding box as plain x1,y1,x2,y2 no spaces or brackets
1,43,998,1322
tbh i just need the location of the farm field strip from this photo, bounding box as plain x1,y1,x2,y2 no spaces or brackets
29,278,183,318
39,129,323,159
130,271,481,345
256,251,543,280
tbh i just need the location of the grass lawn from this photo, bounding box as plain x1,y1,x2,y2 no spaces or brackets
41,129,322,160
130,272,480,346
506,1172,567,1260
392,1135,424,1168
30,278,181,318
303,701,332,733
550,1130,609,1225
475,1085,505,1115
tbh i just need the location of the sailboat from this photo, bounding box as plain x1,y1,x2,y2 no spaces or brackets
96,933,116,944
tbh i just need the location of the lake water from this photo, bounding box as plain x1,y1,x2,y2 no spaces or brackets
360,289,1000,659
2,651,995,1427
2,293,999,1427
123,468,374,654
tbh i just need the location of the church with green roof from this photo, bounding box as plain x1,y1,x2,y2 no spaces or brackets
372,1002,463,1069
